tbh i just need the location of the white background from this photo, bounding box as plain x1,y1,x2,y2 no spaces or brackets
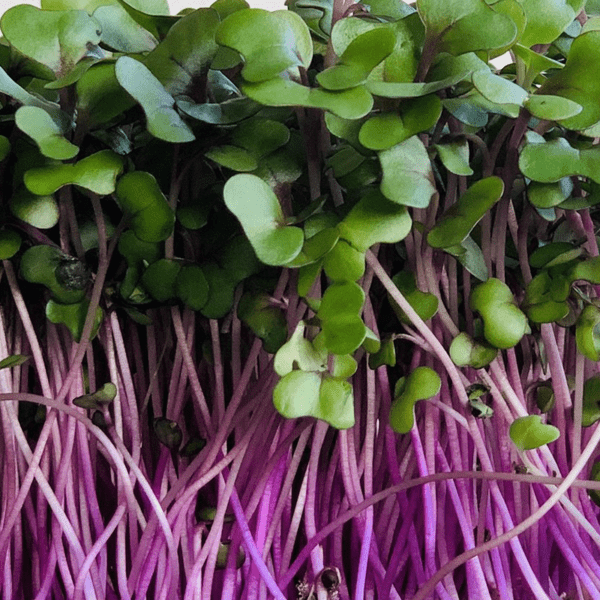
0,0,287,15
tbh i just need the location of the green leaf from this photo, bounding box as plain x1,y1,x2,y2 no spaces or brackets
318,281,365,321
317,27,396,90
73,382,117,409
527,178,573,209
144,8,220,97
582,376,600,427
77,63,136,127
205,146,258,172
472,71,527,109
115,56,195,143
434,139,474,176
10,189,59,229
366,71,471,99
176,96,261,125
93,5,158,53
20,245,87,304
427,177,504,248
390,367,441,434
238,292,288,353
524,95,583,121
445,237,489,281
116,171,175,242
529,242,579,269
24,150,124,196
389,271,439,324
46,298,103,342
200,262,236,319
518,0,583,47
368,337,396,369
519,136,600,183
0,355,30,369
576,304,600,361
242,78,374,120
512,43,564,80
1,5,103,78
273,370,355,429
323,240,365,282
359,95,441,151
274,321,327,377
379,136,436,208
449,332,497,368
223,174,304,266
523,271,570,323
417,0,517,55
0,230,21,260
338,189,412,252
154,417,183,449
509,415,560,451
537,31,600,130
470,278,528,349
0,67,65,125
175,265,209,311
141,259,181,303
15,107,78,160
231,118,290,160
216,9,312,82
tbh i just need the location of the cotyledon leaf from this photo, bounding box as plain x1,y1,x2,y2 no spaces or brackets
115,56,195,143
518,0,584,47
223,174,304,266
379,136,436,208
24,150,124,196
417,0,517,56
1,5,103,78
241,78,373,120
15,107,78,160
216,9,312,82
519,135,600,184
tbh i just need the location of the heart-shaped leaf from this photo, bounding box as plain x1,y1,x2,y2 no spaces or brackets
524,95,583,121
242,77,373,120
368,337,396,369
46,298,103,342
389,271,439,324
116,171,176,242
92,4,158,53
523,271,571,323
317,27,396,90
73,382,117,409
77,63,136,127
323,240,365,282
0,230,21,260
338,190,412,252
470,278,528,349
273,370,355,429
527,178,573,209
200,262,236,319
449,332,497,368
472,71,527,109
10,189,59,229
390,367,441,434
428,177,504,248
1,5,102,78
417,0,517,56
223,174,304,266
238,292,288,354
141,258,181,303
274,321,327,377
115,56,195,143
175,265,209,311
144,8,220,97
15,107,78,160
518,0,584,47
359,95,441,151
576,304,600,361
379,136,436,208
519,135,600,183
216,9,312,82
434,139,473,176
24,150,124,196
537,31,600,130
20,245,87,304
509,415,560,451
